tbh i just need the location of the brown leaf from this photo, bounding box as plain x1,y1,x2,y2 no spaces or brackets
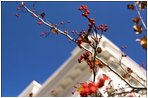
51,29,59,34
132,17,140,24
139,1,147,10
95,59,104,68
133,25,143,34
127,4,135,10
136,36,147,50
127,67,133,73
122,73,128,79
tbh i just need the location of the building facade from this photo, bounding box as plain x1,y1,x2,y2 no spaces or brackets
19,35,146,97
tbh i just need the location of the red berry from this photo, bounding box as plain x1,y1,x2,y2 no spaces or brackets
84,87,90,94
89,18,95,24
97,78,105,88
82,13,88,17
82,82,88,88
97,47,102,53
15,14,19,18
90,86,97,94
102,74,109,80
80,91,87,97
79,6,83,10
97,24,108,32
37,21,43,25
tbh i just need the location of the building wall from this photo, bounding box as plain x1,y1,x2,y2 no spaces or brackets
19,35,146,97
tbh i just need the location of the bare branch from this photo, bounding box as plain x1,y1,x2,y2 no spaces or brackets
134,2,147,30
23,3,76,43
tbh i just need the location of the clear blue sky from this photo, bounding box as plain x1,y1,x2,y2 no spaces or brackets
2,1,146,97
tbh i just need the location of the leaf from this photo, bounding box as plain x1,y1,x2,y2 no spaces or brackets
127,4,135,10
122,73,129,79
127,67,133,73
132,17,140,24
51,28,59,34
139,1,147,10
136,36,147,50
95,59,104,68
133,25,143,34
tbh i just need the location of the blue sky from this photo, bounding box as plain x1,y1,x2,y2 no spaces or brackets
2,1,146,97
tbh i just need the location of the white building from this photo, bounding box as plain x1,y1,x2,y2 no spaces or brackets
19,35,146,97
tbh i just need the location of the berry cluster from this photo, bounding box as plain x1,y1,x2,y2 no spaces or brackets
88,18,95,28
73,74,109,97
76,31,91,48
78,82,97,97
97,24,108,32
78,51,95,69
79,5,90,17
78,51,90,63
15,2,26,18
78,52,95,69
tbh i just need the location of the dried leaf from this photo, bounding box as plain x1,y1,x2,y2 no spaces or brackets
122,73,129,79
127,67,133,73
136,36,147,50
51,29,59,34
95,59,104,68
133,25,143,34
139,1,147,10
127,4,135,10
132,17,140,24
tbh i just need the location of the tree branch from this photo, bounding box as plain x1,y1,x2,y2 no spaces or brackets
96,56,146,90
21,2,146,94
134,2,147,30
23,3,76,43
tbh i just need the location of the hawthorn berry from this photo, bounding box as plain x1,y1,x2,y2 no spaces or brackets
97,24,108,32
76,38,82,48
79,5,90,18
97,47,102,53
102,74,109,80
15,13,19,18
96,78,105,88
37,21,43,25
89,18,95,25
79,5,88,11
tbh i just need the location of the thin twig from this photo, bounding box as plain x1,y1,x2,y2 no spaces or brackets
118,53,146,87
23,4,76,43
115,87,146,95
134,2,147,30
97,56,146,90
